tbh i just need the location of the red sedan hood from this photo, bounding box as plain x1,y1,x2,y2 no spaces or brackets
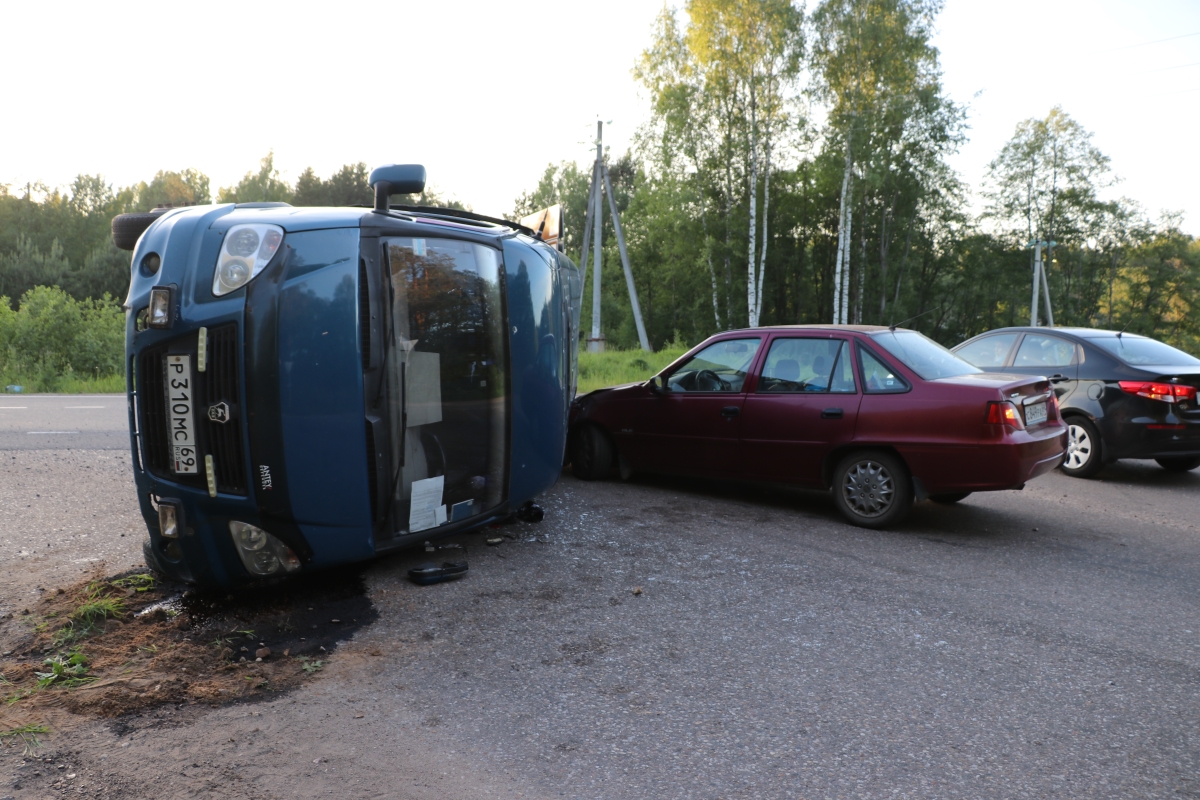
576,381,644,401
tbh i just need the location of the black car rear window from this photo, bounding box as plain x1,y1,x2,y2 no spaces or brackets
1091,336,1200,366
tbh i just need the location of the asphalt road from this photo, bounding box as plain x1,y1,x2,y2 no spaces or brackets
2,397,1199,799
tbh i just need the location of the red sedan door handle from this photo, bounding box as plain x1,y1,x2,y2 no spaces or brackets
720,406,740,418
821,408,844,419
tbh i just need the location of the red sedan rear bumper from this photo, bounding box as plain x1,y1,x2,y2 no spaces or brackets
901,424,1067,494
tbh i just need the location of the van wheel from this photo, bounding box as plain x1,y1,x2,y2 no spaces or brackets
571,425,613,481
112,209,169,250
832,450,912,529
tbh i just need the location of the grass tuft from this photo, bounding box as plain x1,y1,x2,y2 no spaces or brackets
35,651,94,689
112,573,157,592
73,597,126,625
0,723,50,754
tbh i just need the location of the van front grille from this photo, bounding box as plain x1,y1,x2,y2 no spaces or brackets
201,324,247,494
136,325,247,495
138,344,171,476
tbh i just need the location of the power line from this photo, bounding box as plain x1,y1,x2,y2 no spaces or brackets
1089,30,1200,55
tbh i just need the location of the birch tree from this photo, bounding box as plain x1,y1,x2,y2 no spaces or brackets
812,0,944,323
687,0,803,327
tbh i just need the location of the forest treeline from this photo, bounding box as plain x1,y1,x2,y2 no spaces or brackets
3,0,1199,362
516,0,1200,354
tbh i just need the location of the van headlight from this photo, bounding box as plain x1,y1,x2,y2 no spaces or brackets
229,521,301,576
212,224,284,296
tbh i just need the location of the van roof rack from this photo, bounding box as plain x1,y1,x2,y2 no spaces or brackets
357,203,536,238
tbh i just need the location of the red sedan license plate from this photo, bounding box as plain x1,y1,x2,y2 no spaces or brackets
1025,401,1047,426
164,354,198,474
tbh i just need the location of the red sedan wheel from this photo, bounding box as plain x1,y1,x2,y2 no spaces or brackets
832,451,913,529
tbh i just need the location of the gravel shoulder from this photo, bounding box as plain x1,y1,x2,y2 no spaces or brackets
2,401,1199,799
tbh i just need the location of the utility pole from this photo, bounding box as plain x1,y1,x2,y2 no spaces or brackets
1028,239,1056,327
1030,241,1042,327
581,121,650,352
589,121,605,353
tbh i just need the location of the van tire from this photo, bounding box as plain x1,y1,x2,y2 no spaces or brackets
112,210,168,251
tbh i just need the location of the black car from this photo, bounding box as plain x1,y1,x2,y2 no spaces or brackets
952,327,1200,477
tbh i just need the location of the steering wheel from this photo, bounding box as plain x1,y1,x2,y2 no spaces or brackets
696,369,731,392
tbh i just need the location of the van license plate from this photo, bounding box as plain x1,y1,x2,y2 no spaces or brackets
164,354,198,474
1025,401,1047,426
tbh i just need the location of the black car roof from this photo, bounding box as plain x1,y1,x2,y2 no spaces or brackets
965,326,1150,341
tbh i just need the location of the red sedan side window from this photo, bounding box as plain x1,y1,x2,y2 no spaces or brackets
858,346,910,394
666,338,761,393
758,339,856,394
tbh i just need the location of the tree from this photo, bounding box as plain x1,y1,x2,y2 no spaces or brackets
293,163,373,207
136,169,211,210
217,152,292,204
811,0,947,324
983,107,1121,326
687,0,804,327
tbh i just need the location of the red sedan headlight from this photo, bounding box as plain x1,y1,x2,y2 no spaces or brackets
985,401,1024,430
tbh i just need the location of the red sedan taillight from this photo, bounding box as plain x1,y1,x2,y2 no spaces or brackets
986,401,1024,430
1118,381,1198,404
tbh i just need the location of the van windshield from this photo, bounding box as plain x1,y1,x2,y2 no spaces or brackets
384,237,508,533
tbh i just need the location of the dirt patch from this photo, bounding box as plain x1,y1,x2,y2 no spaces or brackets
0,566,376,730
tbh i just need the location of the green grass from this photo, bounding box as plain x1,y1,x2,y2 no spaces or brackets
72,596,125,625
576,346,689,394
111,573,156,593
1,724,50,754
35,652,93,689
0,373,124,393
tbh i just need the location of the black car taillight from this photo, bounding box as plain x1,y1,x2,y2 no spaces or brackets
1118,381,1197,404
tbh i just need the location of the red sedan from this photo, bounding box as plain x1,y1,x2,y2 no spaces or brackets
568,326,1068,528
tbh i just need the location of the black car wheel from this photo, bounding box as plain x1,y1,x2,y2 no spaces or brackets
1155,456,1200,472
832,451,913,528
1062,417,1104,478
571,425,614,481
930,492,971,504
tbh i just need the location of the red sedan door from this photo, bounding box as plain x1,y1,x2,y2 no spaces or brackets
740,335,862,486
635,337,763,478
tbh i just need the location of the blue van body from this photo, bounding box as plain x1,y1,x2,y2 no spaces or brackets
124,202,580,586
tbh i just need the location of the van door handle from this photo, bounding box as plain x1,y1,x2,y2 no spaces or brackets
720,406,740,418
821,408,844,419
1050,374,1068,383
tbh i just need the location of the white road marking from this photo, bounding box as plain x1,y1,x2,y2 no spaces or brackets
27,431,81,434
0,406,27,409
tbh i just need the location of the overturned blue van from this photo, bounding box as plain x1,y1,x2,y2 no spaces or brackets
114,165,581,586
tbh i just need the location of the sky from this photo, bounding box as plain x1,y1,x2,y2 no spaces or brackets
2,1,1198,230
